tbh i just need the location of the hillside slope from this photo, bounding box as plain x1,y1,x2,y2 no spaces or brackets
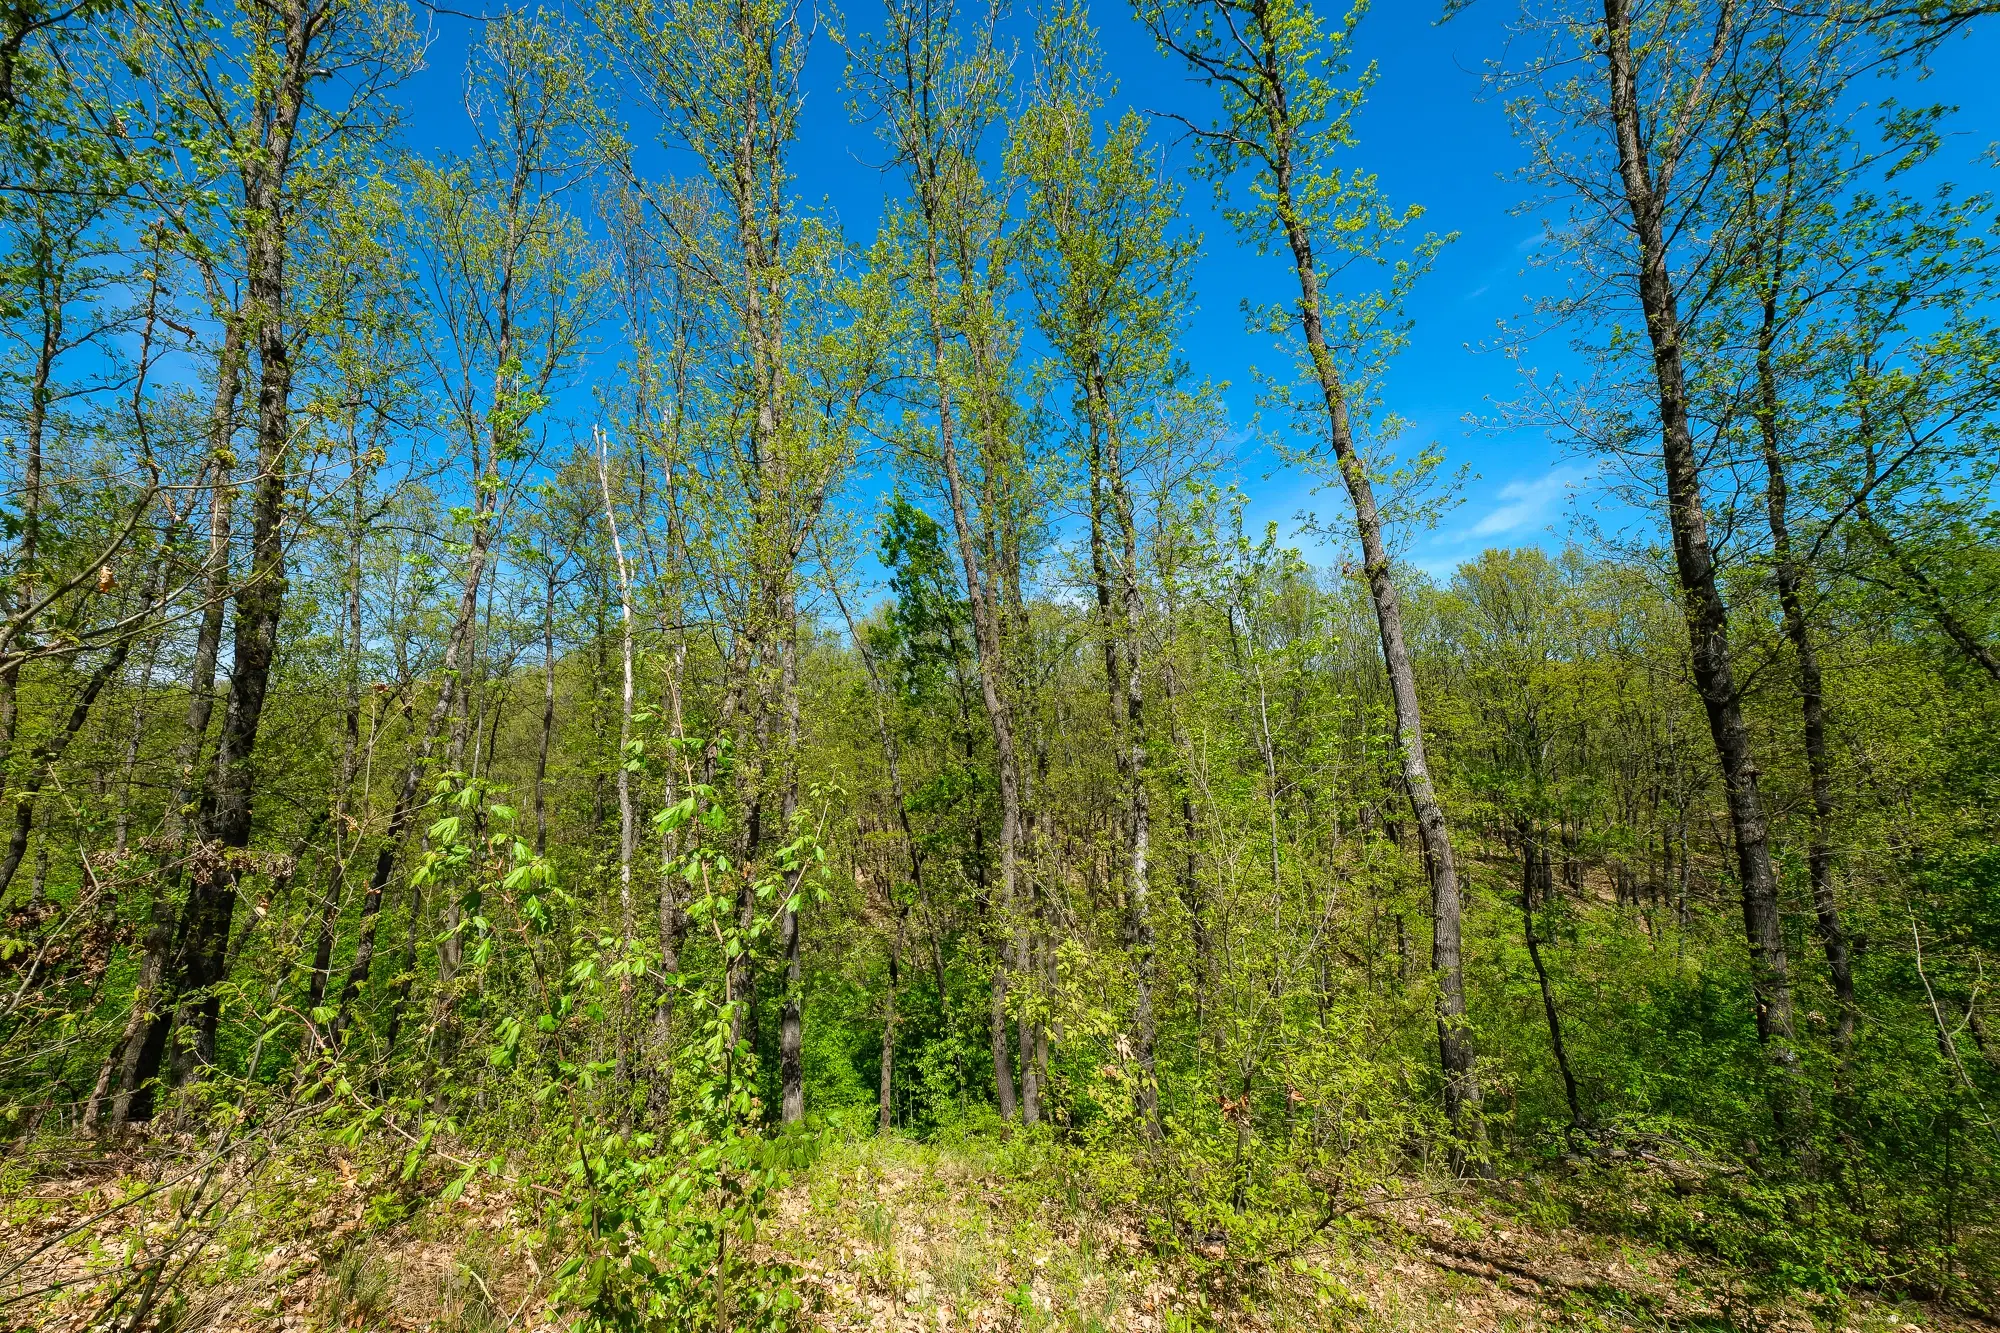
1,1133,1977,1333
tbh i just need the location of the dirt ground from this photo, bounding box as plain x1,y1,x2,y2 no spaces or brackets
0,1134,1979,1332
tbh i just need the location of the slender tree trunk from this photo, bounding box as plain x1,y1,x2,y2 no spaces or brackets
1520,824,1583,1129
729,666,767,1061
1017,928,1040,1127
1272,156,1482,1149
0,223,64,806
778,619,805,1125
335,465,497,1049
111,319,240,1124
879,944,898,1134
380,871,425,1063
1083,371,1158,1134
1752,228,1856,1053
331,670,457,1047
1602,0,1805,1123
535,567,557,856
598,430,639,1125
112,638,161,858
698,633,756,1059
991,377,1042,1130
0,640,135,899
649,639,688,1124
1107,385,1158,1137
1156,588,1211,1043
307,426,371,1047
823,538,954,1124
916,226,1020,1123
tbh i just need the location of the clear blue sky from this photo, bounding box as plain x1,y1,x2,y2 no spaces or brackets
403,0,2000,582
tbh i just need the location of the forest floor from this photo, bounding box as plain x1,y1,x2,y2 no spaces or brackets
0,1131,1983,1333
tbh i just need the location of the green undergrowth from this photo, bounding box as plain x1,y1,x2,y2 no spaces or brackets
0,1116,1983,1332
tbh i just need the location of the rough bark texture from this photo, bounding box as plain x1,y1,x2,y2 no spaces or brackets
1084,367,1158,1135
110,319,240,1124
1602,0,1804,1114
1752,228,1856,1053
154,3,319,1089
1269,135,1483,1149
915,219,1020,1123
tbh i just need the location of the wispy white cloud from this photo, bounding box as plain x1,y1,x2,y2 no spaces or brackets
1463,465,1592,538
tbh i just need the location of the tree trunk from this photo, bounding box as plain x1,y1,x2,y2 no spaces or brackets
307,422,372,1047
535,566,557,856
649,639,688,1124
142,0,321,1093
597,430,639,1126
0,638,130,899
1273,154,1483,1152
1156,590,1211,1045
1602,0,1804,1121
916,226,1020,1124
823,538,946,1131
879,953,897,1134
0,212,66,806
1520,824,1583,1129
332,452,497,1048
1084,367,1158,1135
110,318,240,1124
1752,221,1856,1053
778,621,805,1125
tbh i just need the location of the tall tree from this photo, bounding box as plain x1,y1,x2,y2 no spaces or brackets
334,10,597,1051
849,0,1043,1123
1012,2,1199,1134
1136,0,1483,1152
598,0,859,1125
119,0,416,1106
1498,0,1814,1128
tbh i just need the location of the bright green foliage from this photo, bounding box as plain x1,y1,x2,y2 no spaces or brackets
0,0,1997,1325
553,825,803,1330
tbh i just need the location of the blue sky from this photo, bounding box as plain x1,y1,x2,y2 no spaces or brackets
402,0,2000,583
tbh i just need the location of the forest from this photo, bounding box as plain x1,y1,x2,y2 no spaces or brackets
0,0,1997,1328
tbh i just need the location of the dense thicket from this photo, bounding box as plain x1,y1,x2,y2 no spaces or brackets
1,0,1997,1324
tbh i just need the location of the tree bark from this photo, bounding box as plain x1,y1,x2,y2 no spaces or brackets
778,622,805,1125
535,566,557,856
136,0,326,1097
1083,364,1158,1135
879,945,898,1134
110,318,240,1124
1751,205,1856,1053
598,430,639,1125
0,209,68,806
1601,0,1805,1119
1269,118,1483,1151
1520,824,1584,1129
